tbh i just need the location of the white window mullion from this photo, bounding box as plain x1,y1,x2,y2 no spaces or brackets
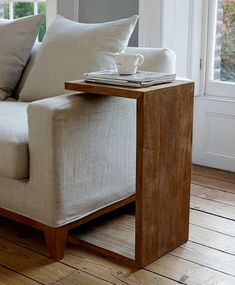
34,1,38,15
9,1,14,20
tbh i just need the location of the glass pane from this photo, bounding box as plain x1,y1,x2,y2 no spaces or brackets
38,2,46,42
0,2,9,19
13,2,33,18
215,0,235,82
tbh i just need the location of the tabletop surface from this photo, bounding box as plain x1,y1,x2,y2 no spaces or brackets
65,80,192,99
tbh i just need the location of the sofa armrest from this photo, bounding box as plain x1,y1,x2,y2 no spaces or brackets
126,47,176,73
27,93,84,185
27,93,136,226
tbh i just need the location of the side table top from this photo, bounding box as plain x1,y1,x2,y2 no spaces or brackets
65,80,193,99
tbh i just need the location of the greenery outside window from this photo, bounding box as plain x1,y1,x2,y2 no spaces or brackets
205,0,235,98
0,0,46,42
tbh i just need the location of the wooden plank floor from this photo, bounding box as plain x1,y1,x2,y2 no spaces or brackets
0,165,235,285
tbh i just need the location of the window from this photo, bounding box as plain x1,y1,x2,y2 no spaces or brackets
0,0,46,42
205,0,235,98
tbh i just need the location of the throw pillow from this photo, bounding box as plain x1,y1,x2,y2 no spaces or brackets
0,15,42,100
19,15,138,102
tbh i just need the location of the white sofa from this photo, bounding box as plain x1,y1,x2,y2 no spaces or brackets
0,44,176,260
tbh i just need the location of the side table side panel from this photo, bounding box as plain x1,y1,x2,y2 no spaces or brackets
135,83,194,267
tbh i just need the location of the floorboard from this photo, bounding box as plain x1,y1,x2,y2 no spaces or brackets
172,242,235,277
191,184,235,207
69,213,135,259
0,265,40,285
146,254,235,285
192,165,235,184
51,271,113,285
191,174,235,194
0,164,235,285
0,238,75,285
189,224,235,255
63,250,179,285
189,209,235,237
190,196,235,220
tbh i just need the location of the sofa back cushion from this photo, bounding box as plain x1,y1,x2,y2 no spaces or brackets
0,15,42,100
19,15,138,102
13,43,40,100
16,45,176,98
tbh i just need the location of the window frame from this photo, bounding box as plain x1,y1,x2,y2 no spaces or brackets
0,0,57,29
2,0,46,19
45,0,57,28
204,0,235,99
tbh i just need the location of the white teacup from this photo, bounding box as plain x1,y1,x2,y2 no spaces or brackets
114,53,144,75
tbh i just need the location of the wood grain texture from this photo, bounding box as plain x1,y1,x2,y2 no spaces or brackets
147,254,235,285
192,164,235,184
192,173,235,194
70,213,135,259
0,217,174,285
191,184,235,207
0,195,135,261
71,211,235,263
64,80,191,99
189,209,235,237
191,196,235,220
0,208,50,232
0,217,178,285
54,270,113,285
44,227,68,261
63,247,179,285
64,80,194,267
172,242,235,276
0,164,234,284
135,82,194,266
0,265,40,285
0,238,75,284
189,224,235,254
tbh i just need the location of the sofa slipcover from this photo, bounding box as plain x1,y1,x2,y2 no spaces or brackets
0,45,175,227
0,46,176,228
0,102,29,179
0,41,177,262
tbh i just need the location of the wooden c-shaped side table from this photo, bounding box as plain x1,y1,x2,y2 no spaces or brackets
64,80,194,268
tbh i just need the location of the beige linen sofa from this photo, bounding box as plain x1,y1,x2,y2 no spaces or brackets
0,45,176,260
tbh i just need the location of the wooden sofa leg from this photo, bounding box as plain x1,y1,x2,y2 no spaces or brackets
44,226,68,261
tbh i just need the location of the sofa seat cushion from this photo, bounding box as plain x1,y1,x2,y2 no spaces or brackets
0,102,29,179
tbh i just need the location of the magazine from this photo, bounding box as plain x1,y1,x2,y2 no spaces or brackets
83,70,176,87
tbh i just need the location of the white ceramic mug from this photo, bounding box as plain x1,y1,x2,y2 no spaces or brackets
114,53,144,75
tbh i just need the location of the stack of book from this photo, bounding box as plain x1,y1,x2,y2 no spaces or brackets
83,70,176,88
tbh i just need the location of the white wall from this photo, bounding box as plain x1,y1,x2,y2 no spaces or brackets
138,0,162,47
193,97,235,171
46,0,57,28
139,0,202,92
79,0,139,47
161,0,203,95
47,0,79,28
57,0,79,21
162,0,192,78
